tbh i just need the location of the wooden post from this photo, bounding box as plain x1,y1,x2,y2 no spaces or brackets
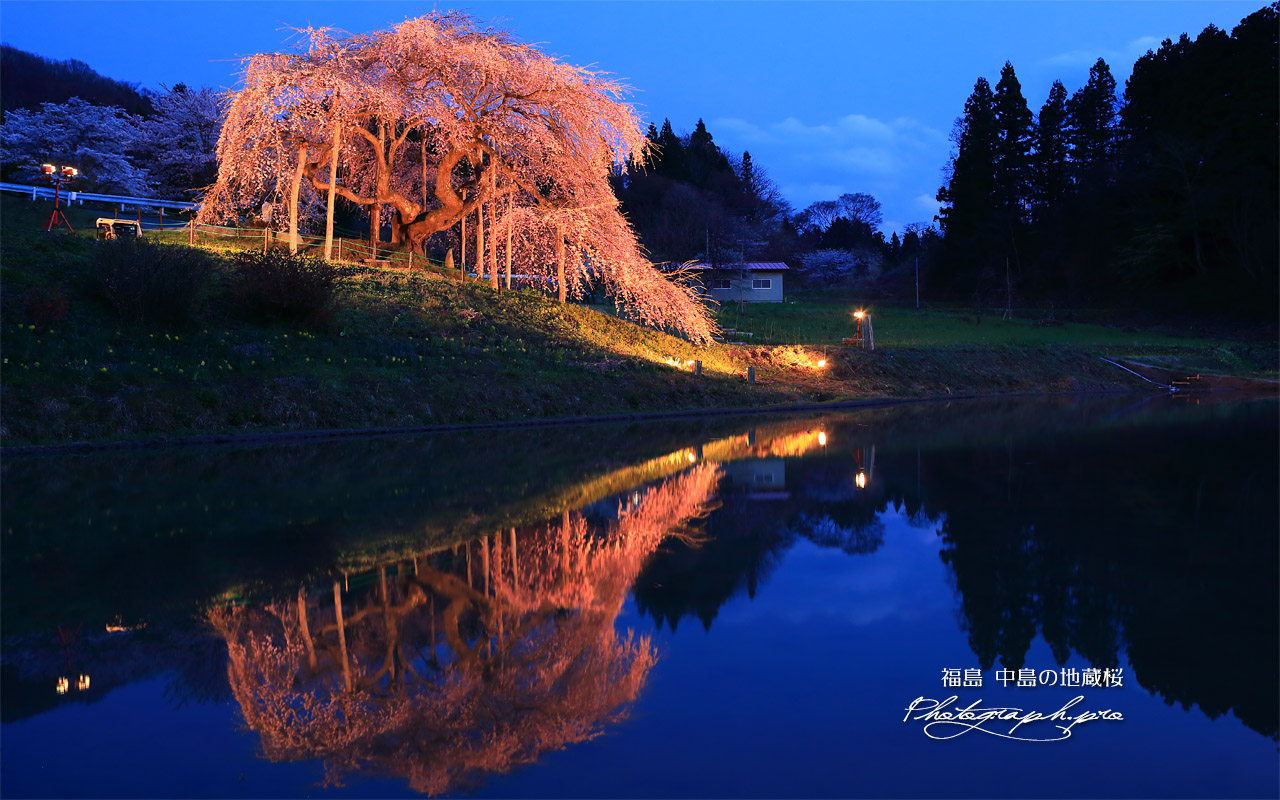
333,581,351,691
488,173,499,289
481,534,489,597
188,216,194,247
504,195,513,291
694,360,702,377
747,366,755,383
475,204,485,284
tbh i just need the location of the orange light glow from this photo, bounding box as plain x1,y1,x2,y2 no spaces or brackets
77,674,90,691
56,677,69,695
855,472,867,489
853,311,865,320
817,359,826,368
817,432,827,446
686,451,697,463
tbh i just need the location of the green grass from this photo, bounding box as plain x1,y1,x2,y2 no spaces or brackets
717,297,1235,349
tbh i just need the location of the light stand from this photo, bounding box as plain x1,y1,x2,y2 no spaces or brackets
41,164,78,233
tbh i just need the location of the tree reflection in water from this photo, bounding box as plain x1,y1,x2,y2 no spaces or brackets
208,464,720,795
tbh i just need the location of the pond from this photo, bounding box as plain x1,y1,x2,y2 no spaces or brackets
2,394,1276,798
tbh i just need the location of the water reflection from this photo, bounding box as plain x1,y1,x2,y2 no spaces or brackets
631,399,1278,741
207,465,720,795
2,396,1276,798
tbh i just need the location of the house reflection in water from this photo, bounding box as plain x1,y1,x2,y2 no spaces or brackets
722,458,788,501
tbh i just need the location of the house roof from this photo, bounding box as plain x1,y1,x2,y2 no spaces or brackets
687,261,790,271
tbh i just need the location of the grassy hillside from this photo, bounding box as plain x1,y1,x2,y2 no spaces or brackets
1,195,1268,447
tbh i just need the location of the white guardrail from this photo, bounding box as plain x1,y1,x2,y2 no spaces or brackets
0,181,199,212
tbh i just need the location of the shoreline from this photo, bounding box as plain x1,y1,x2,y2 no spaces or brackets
1,387,1161,457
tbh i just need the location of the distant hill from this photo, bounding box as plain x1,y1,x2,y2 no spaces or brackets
0,44,153,119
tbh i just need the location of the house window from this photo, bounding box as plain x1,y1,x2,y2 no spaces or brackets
710,278,731,290
752,278,772,290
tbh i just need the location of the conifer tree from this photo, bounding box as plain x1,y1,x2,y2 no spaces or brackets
1032,80,1071,216
992,62,1033,224
1067,58,1118,184
936,77,1000,289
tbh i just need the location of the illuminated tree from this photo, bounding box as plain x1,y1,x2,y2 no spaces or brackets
202,13,715,342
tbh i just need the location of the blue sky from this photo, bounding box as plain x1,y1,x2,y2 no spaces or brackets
0,1,1263,233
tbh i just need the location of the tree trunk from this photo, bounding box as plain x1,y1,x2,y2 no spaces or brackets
555,227,566,303
323,118,342,262
288,143,307,254
298,588,317,671
369,203,380,259
461,214,467,282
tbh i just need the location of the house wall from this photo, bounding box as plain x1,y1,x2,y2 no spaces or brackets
704,271,785,303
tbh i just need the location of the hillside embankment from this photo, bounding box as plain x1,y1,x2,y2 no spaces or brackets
3,200,1272,449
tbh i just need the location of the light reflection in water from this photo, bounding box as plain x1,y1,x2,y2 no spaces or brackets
210,465,722,796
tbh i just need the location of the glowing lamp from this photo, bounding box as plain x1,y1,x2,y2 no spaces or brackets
686,451,697,463
818,432,827,446
62,166,78,178
77,674,90,691
817,359,826,368
855,472,867,489
854,311,865,320
56,677,69,695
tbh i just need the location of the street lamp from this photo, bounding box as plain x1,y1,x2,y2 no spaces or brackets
41,163,79,233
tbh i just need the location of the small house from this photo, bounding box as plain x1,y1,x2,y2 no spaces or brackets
691,262,788,303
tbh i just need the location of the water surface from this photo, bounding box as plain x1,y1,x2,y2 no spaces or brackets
2,395,1276,798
